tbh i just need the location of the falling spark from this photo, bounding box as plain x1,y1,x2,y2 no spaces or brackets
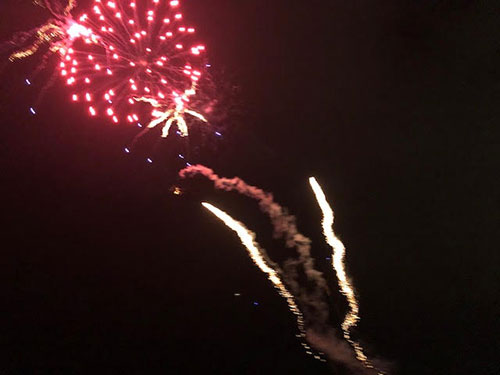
7,1,88,62
202,202,305,336
309,177,382,374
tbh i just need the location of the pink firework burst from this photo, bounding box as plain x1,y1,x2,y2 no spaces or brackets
62,0,208,138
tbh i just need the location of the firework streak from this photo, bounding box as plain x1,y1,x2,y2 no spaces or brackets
179,165,330,302
309,178,383,374
6,0,82,62
180,165,383,373
202,202,306,337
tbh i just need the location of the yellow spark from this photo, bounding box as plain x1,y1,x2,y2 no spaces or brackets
202,202,305,334
63,0,77,15
134,83,207,138
33,0,76,15
9,23,64,61
33,0,47,9
309,177,382,374
10,1,81,62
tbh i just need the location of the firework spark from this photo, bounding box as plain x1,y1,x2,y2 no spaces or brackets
133,83,207,138
180,165,330,306
309,177,383,374
7,0,88,62
202,202,306,336
183,166,384,372
181,166,334,360
63,0,208,137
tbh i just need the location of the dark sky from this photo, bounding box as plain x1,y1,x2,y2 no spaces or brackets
0,0,499,374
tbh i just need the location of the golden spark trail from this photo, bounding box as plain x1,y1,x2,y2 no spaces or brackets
202,202,305,335
9,0,80,62
8,23,64,62
63,0,77,15
309,177,382,374
182,167,383,368
180,165,330,300
134,84,207,138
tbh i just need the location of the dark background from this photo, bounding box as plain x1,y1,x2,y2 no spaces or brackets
0,0,499,374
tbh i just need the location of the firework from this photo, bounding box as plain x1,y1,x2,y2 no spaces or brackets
202,202,306,340
180,166,332,360
309,177,383,374
2,0,94,113
6,0,89,62
179,165,330,301
62,0,208,139
181,166,385,371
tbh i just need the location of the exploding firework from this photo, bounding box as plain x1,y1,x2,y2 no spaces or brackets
62,0,208,140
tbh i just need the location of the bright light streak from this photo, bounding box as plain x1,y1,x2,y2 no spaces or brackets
202,202,305,336
7,1,82,62
9,23,65,62
309,177,382,373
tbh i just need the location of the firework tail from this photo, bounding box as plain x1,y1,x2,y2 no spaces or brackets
179,165,330,306
180,165,383,373
309,177,384,374
201,202,308,340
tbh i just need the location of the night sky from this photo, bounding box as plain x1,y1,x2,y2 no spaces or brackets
0,1,499,374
